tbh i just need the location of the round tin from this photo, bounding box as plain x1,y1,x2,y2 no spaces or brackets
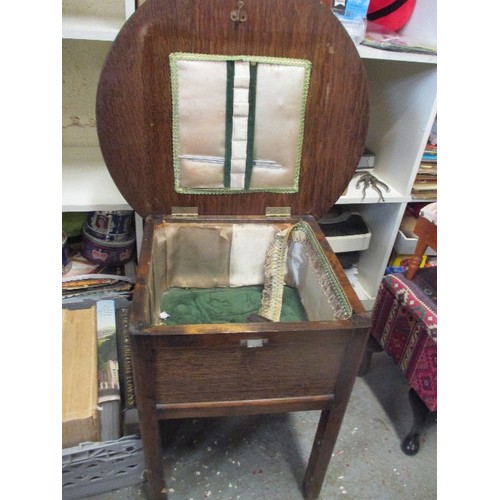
81,227,135,265
62,232,72,275
85,210,134,242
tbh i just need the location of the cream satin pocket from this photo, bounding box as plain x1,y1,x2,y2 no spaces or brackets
170,53,311,194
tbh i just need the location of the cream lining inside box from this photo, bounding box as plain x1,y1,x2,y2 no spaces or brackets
148,221,352,326
170,53,311,194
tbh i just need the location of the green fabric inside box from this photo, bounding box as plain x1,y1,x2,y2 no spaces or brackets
160,285,308,325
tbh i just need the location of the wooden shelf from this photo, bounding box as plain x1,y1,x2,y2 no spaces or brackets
338,174,408,205
62,147,131,211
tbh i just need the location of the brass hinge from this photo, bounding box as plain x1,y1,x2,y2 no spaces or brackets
171,207,199,218
265,207,291,217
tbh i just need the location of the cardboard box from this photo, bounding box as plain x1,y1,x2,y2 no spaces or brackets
62,306,99,448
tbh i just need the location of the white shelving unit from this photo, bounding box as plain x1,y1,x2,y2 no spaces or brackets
343,0,436,307
62,0,135,41
62,0,136,211
62,0,437,310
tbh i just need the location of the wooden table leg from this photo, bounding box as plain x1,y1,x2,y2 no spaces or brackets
137,401,167,499
303,325,370,499
132,336,167,499
302,405,344,499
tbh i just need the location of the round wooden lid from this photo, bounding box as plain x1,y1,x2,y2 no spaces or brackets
96,0,369,219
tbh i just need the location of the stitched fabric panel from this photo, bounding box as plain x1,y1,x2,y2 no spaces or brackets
170,53,311,194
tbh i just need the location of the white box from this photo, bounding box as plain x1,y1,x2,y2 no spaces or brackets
394,230,437,256
326,231,371,253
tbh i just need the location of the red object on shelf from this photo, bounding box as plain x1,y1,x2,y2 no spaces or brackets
367,0,416,31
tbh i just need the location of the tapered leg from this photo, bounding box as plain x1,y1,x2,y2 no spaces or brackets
138,401,167,499
302,405,344,499
401,388,434,456
357,336,383,376
131,335,167,499
303,325,370,499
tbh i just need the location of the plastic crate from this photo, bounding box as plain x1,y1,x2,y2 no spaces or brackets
62,435,146,499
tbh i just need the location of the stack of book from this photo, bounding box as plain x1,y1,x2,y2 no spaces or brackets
62,211,136,305
361,21,437,56
62,300,136,450
62,253,135,305
411,119,437,200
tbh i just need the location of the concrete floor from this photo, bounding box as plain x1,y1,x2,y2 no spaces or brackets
85,351,437,500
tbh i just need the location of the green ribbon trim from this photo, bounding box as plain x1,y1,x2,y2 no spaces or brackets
224,61,235,188
293,221,352,319
244,62,258,190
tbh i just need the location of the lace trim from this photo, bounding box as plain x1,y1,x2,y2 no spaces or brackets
259,225,295,321
259,221,352,321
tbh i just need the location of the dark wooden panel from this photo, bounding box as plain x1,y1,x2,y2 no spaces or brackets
151,329,351,403
96,0,369,219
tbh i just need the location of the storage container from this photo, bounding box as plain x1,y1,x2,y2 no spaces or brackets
96,1,371,498
81,227,135,265
85,210,134,242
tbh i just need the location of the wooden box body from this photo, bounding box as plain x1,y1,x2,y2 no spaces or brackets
131,214,369,418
